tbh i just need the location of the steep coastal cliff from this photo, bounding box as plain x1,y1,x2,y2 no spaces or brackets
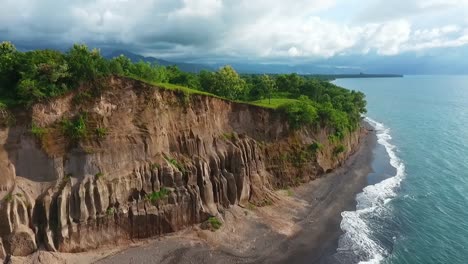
0,76,361,258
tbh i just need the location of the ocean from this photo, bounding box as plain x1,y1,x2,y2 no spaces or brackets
333,76,468,264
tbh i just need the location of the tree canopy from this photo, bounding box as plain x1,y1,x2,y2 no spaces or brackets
0,42,366,135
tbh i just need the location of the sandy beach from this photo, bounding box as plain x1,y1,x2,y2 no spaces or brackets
82,126,376,264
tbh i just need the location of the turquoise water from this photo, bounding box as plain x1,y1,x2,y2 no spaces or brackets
334,76,468,264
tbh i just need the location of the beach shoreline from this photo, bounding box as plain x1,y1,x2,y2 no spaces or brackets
18,124,376,264
91,125,377,264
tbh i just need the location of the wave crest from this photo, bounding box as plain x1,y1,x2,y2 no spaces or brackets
337,117,406,264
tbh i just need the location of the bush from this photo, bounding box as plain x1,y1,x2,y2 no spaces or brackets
164,156,186,174
308,142,323,153
208,217,222,230
3,193,13,202
95,172,104,179
280,96,318,129
30,123,47,138
146,187,171,203
106,207,115,216
61,114,88,140
95,127,108,139
333,144,346,156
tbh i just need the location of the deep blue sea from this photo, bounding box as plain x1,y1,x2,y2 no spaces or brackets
334,76,468,264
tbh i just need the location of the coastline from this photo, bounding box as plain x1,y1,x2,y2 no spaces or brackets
17,124,376,264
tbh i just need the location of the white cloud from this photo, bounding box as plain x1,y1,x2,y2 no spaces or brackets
0,0,467,61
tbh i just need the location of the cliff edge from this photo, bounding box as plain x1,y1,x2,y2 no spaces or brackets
0,76,361,257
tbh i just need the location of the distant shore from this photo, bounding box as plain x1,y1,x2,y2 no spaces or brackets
88,125,376,264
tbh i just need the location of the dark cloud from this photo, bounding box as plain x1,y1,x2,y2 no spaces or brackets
0,0,467,64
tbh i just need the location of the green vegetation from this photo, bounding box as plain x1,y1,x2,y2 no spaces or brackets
308,142,323,154
61,114,88,140
333,144,346,156
95,127,108,139
222,132,236,141
72,91,93,105
208,217,222,230
106,207,115,216
150,163,160,171
30,123,47,138
95,172,104,179
0,41,365,138
3,193,13,202
251,98,299,109
64,173,72,182
146,187,171,203
164,155,186,174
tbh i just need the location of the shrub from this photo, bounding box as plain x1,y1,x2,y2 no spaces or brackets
64,173,72,182
61,114,88,140
72,91,93,105
95,127,108,139
3,193,13,202
150,163,160,170
164,156,186,174
95,172,104,179
333,144,346,156
208,217,222,230
106,207,115,216
146,187,171,203
280,97,318,129
308,142,323,154
31,123,47,138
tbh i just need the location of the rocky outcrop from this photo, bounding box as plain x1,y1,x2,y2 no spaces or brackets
0,77,362,258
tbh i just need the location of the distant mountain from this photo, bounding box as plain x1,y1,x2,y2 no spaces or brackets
103,50,214,73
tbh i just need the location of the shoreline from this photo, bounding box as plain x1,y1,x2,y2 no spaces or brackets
18,125,376,264
95,125,376,264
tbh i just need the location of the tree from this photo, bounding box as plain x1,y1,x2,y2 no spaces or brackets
199,66,246,100
0,41,21,97
214,66,247,100
259,74,277,104
66,44,108,84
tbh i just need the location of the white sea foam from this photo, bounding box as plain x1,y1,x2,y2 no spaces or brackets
338,117,406,264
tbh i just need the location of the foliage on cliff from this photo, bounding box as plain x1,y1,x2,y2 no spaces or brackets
0,41,366,133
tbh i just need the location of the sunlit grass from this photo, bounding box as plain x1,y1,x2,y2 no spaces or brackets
249,98,299,109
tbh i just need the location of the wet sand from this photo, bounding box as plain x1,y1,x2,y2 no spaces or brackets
94,127,377,264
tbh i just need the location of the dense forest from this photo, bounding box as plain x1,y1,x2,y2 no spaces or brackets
0,42,366,137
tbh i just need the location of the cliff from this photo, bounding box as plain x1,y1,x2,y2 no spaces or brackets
0,76,361,258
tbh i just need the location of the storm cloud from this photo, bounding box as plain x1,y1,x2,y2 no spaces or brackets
0,0,467,62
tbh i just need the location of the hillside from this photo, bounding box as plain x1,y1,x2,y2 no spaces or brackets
0,76,363,257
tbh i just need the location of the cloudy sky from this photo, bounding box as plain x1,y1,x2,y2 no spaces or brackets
1,0,468,72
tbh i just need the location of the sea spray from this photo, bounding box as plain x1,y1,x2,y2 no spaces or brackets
337,117,406,263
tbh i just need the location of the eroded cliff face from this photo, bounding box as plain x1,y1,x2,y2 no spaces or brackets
0,77,361,257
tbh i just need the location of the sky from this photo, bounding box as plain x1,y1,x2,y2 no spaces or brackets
1,0,468,73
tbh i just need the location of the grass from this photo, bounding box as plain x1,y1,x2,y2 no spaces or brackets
61,114,88,140
208,217,222,230
30,123,48,138
150,163,160,170
163,155,186,174
106,207,115,216
333,144,346,156
250,98,300,109
95,172,104,179
222,132,236,141
146,187,171,203
64,173,72,182
247,202,256,210
95,127,108,139
3,193,13,202
155,82,217,97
